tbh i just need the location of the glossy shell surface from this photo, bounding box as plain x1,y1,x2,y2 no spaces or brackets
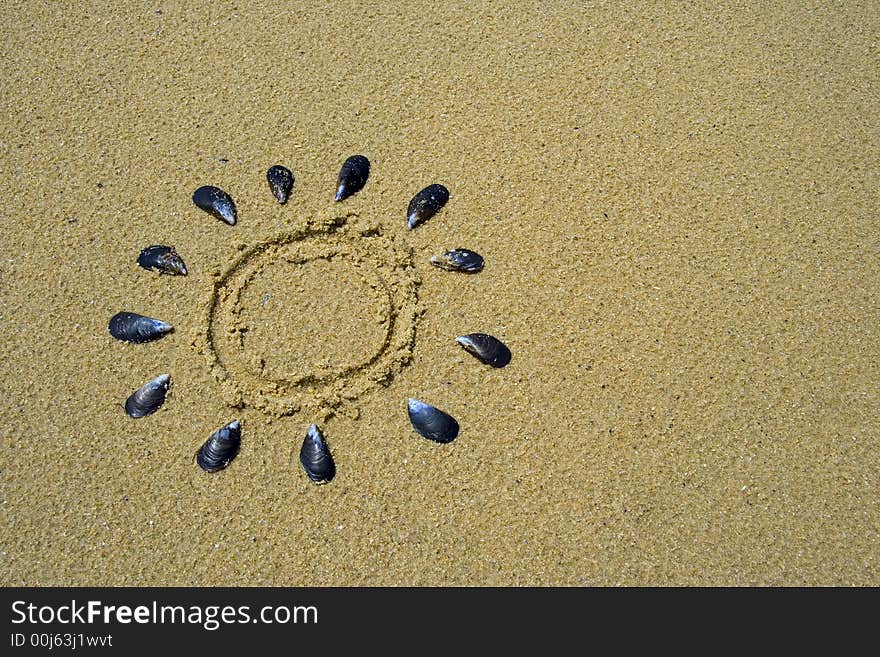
334,155,370,201
137,245,187,275
407,398,459,444
192,185,237,225
267,165,294,204
299,423,335,484
456,333,511,368
108,312,173,343
196,420,242,472
124,373,171,418
407,183,449,229
429,248,484,273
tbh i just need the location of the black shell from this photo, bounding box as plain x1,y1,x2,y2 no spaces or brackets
267,165,294,204
407,183,449,229
407,398,459,444
108,312,173,343
137,245,187,276
299,423,335,484
456,333,511,368
192,185,237,225
334,154,370,201
124,373,170,418
429,248,484,273
196,420,241,473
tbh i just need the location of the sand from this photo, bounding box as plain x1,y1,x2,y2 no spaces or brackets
0,0,877,586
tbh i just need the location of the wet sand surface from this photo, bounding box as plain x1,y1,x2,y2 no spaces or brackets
0,1,877,585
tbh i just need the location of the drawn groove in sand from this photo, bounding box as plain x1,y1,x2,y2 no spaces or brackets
203,213,420,418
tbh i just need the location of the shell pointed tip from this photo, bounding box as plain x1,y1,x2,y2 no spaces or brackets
228,420,240,430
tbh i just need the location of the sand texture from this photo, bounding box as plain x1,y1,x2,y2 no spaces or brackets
0,1,878,585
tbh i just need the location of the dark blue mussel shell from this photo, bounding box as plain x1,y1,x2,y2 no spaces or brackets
300,423,335,484
124,373,171,418
407,398,459,444
197,420,241,473
429,248,483,273
334,155,370,201
407,183,449,229
108,312,173,344
193,185,237,225
137,245,187,275
267,165,294,204
455,333,511,368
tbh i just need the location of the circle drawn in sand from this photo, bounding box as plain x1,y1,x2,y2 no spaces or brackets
204,214,419,417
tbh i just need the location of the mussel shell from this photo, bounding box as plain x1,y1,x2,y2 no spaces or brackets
124,373,170,418
196,420,241,473
407,183,449,229
192,185,237,225
429,248,484,273
108,312,173,343
407,398,459,444
299,423,335,484
456,333,511,368
267,165,294,204
334,154,370,201
137,245,187,276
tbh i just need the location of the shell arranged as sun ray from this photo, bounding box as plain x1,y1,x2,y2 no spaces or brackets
111,153,509,483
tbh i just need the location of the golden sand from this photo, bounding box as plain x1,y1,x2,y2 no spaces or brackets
201,210,420,417
0,1,877,585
